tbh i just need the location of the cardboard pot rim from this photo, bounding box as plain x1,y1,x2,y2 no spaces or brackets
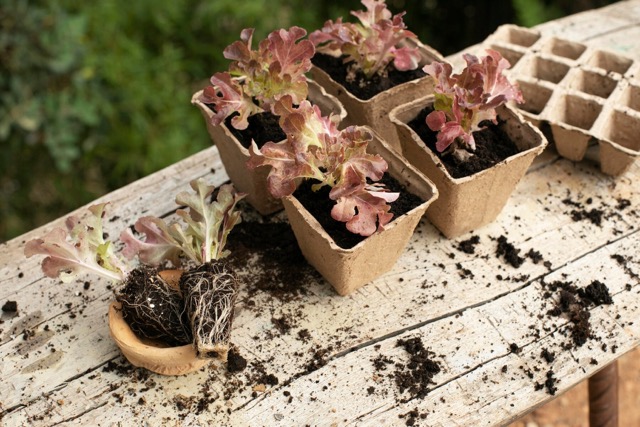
599,136,640,157
190,79,347,156
389,94,548,184
283,126,438,254
310,39,444,105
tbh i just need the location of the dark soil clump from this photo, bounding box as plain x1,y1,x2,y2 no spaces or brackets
541,348,555,363
223,111,286,149
393,337,441,400
578,280,613,306
312,53,426,100
571,208,604,226
526,249,544,264
456,235,480,254
227,347,247,373
407,107,520,178
496,235,525,268
399,408,428,426
535,370,558,395
544,279,613,347
293,174,424,249
2,300,17,313
116,266,192,347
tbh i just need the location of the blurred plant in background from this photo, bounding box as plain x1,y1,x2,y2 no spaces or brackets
0,0,615,242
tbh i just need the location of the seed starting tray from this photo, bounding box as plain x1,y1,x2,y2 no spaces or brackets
484,24,640,176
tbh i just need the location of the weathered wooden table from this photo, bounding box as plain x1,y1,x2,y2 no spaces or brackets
1,2,639,426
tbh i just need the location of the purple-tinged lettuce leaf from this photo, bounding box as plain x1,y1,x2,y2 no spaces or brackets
201,72,261,130
24,203,127,283
331,185,398,236
120,217,185,267
122,180,245,266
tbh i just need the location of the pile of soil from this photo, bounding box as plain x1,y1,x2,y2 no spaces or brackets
293,174,424,249
544,279,613,347
225,220,317,301
312,53,426,100
371,337,442,405
407,107,520,178
226,347,247,373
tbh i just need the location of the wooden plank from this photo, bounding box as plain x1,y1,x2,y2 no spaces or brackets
1,150,637,425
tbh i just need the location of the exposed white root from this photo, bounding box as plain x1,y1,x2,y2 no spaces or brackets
180,262,238,359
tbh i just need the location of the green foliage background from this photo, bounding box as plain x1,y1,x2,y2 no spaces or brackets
1,0,615,242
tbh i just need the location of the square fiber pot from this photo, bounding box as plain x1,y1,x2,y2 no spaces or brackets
310,40,444,153
391,95,547,238
282,128,438,296
192,80,345,215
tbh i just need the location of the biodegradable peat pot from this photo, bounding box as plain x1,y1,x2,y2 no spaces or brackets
391,95,547,239
281,129,438,296
192,81,346,215
310,40,444,153
108,270,212,376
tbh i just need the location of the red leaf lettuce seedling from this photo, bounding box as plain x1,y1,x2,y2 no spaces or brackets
423,49,524,162
247,96,398,237
199,26,315,130
25,180,245,358
310,0,420,81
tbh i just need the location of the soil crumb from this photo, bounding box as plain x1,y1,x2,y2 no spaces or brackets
399,407,428,426
227,347,247,373
457,235,480,254
2,300,18,313
496,235,524,268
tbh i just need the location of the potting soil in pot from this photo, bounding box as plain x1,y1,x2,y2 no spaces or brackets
312,53,426,100
223,111,286,149
407,107,520,179
292,175,424,249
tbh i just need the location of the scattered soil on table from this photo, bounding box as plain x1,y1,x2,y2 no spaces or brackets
526,249,544,264
611,253,640,281
225,220,317,301
399,407,429,426
312,53,426,100
293,174,424,249
371,337,442,405
534,370,558,395
407,107,520,179
562,195,635,228
394,338,441,400
510,347,640,427
224,111,286,149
